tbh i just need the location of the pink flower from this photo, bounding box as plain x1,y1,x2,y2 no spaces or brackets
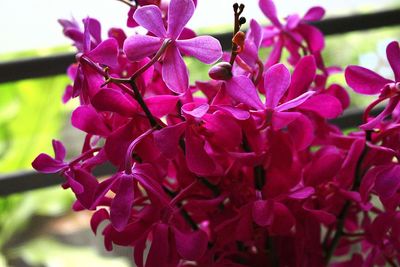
123,0,222,93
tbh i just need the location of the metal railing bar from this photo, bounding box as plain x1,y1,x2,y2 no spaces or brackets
0,8,399,84
0,163,116,196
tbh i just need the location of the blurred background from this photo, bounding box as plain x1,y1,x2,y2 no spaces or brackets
0,0,399,266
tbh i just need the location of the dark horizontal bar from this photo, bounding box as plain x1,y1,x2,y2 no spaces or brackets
0,163,116,196
313,8,400,35
0,9,399,84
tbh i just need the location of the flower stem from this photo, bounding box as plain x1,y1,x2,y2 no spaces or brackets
129,79,160,129
230,3,246,65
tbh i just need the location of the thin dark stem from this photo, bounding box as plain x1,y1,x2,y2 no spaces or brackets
267,236,279,267
116,0,136,8
242,134,265,191
80,56,133,95
253,59,264,86
129,80,160,129
230,3,245,65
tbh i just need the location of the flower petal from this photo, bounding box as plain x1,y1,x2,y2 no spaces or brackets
182,102,209,119
31,154,67,173
145,95,180,118
110,175,135,231
176,36,222,64
92,89,137,116
288,114,314,150
272,111,300,131
185,127,216,176
259,0,281,27
173,228,208,260
287,55,316,100
52,139,66,161
299,94,342,119
264,63,291,109
345,65,392,95
91,208,109,234
276,91,315,112
225,76,264,110
134,5,167,37
297,24,325,53
123,34,163,61
167,0,195,39
303,6,325,21
71,105,110,136
386,41,400,81
86,38,119,67
145,224,170,267
252,200,274,227
153,122,186,158
375,165,400,199
162,45,189,93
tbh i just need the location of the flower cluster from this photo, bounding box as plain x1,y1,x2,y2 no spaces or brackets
33,0,400,266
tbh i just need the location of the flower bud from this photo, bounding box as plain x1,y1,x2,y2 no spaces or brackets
208,62,232,81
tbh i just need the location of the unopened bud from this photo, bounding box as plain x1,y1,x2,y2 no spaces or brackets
208,62,233,81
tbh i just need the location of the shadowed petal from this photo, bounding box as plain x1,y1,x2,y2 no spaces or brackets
297,24,325,53
345,65,392,95
71,105,110,136
270,202,295,235
375,165,400,199
265,63,291,109
162,45,189,93
153,122,186,158
259,0,281,27
173,228,208,260
92,89,137,116
185,127,216,176
123,34,163,61
110,175,134,231
176,36,222,64
387,41,400,81
167,0,195,39
225,76,264,110
87,38,119,67
134,5,167,38
288,114,314,150
252,200,274,227
272,111,301,131
145,224,170,267
90,208,109,234
145,95,180,118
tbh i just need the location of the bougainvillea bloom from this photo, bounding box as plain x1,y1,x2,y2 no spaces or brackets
33,0,400,266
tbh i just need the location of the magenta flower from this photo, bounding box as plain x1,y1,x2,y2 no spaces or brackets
346,41,400,130
123,0,222,93
259,0,325,66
